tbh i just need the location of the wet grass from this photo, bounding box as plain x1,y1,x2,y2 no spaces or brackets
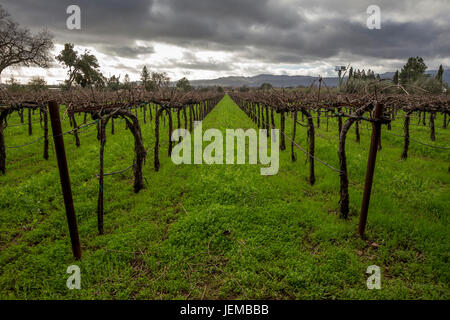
0,95,448,299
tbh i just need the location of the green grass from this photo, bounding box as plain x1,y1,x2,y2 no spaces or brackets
0,94,448,299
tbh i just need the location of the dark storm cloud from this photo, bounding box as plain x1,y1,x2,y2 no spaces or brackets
100,45,155,58
1,0,449,71
1,0,155,56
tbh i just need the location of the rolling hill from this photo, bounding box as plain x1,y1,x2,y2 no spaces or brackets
189,70,449,88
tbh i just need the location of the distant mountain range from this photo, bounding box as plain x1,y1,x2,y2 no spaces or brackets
190,70,449,88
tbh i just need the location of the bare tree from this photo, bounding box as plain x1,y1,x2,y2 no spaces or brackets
151,72,170,88
0,5,53,81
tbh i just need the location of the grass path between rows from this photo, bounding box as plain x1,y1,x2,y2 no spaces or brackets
0,94,448,299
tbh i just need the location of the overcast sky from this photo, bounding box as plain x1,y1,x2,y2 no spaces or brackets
1,0,449,84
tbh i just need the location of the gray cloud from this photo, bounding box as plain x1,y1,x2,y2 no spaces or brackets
1,0,449,76
158,52,234,71
100,45,155,58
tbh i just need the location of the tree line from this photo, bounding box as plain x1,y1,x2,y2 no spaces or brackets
344,57,446,94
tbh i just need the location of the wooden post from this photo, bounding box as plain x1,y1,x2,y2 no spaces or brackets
257,104,261,128
355,121,360,143
183,106,188,131
338,122,350,219
177,108,181,143
358,103,384,237
97,118,105,235
48,101,81,260
163,108,166,127
260,104,265,130
43,108,49,160
280,110,286,150
143,105,146,124
291,111,297,162
377,133,382,150
189,105,193,132
316,109,320,129
387,109,392,130
154,107,163,171
0,112,6,174
168,108,173,157
303,109,316,186
28,108,32,136
338,107,343,134
149,104,153,122
271,109,275,131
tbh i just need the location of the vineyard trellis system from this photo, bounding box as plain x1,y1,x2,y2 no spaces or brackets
229,90,449,236
0,87,449,259
1,88,222,259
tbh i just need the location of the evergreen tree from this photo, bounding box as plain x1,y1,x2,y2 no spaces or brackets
107,75,120,91
176,77,192,91
140,66,150,90
393,70,399,84
122,74,131,90
399,57,427,84
348,67,353,79
435,64,444,83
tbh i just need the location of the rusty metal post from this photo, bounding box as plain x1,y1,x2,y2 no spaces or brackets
48,101,81,260
358,103,384,237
